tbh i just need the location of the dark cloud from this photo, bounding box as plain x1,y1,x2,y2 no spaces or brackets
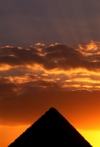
1,42,100,71
0,78,17,98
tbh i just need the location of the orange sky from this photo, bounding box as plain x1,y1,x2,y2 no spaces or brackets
0,121,100,147
0,41,100,147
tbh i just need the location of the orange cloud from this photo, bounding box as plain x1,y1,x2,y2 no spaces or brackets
0,41,100,72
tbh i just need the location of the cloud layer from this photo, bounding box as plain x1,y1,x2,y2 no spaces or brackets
1,41,100,91
0,41,100,128
1,41,100,71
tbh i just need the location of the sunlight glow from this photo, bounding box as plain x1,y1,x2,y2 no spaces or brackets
78,129,100,147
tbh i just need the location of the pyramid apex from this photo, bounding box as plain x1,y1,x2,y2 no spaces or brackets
45,107,60,116
48,107,57,111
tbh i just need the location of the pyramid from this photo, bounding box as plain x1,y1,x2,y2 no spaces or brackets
8,107,92,147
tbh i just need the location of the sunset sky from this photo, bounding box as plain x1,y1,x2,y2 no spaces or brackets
0,1,100,147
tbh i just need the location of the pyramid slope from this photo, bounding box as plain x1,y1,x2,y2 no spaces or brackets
8,107,92,147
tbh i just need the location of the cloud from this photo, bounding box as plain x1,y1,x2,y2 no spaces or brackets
1,41,100,92
1,41,100,72
0,78,17,97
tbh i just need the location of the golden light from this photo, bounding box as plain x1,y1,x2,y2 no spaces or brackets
78,129,100,147
0,64,11,71
79,40,100,51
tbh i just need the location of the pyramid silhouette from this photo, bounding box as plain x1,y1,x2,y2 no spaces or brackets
8,107,92,147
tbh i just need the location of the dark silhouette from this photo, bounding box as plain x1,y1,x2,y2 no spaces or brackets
8,107,92,147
